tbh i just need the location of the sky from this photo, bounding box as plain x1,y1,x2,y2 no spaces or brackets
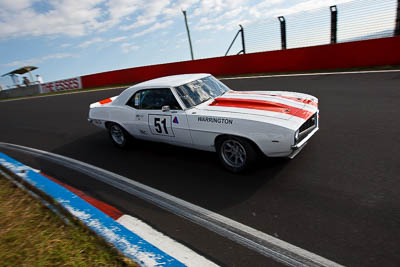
0,0,397,88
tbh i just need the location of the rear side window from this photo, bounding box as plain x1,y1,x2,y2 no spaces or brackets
126,88,181,110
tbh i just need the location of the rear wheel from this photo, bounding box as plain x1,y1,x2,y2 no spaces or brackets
107,123,129,148
216,136,257,173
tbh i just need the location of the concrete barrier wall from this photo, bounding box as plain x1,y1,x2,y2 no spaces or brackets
81,36,400,88
0,85,41,99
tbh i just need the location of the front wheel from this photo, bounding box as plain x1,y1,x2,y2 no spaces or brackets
107,123,130,148
216,136,257,173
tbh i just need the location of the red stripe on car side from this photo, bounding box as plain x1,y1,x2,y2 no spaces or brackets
99,98,112,104
41,173,123,220
210,98,314,120
227,91,318,107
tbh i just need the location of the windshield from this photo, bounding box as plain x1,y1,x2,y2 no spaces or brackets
174,76,230,108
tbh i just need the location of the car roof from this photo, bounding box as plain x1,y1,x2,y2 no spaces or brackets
132,73,211,88
113,73,212,106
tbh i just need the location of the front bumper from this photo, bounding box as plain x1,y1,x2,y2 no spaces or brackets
288,126,319,159
291,126,319,150
288,112,319,159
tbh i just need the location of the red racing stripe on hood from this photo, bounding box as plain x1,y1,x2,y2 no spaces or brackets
209,98,314,120
227,91,318,107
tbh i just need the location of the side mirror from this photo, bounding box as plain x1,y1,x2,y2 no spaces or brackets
162,105,170,112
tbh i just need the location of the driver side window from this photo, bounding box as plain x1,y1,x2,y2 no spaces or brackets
126,88,181,110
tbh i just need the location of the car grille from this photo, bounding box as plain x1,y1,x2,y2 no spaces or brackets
299,113,317,134
293,112,318,145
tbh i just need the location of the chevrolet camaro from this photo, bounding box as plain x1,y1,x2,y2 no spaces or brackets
88,73,319,172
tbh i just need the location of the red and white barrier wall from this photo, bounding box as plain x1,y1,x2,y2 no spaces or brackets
40,77,82,93
80,36,400,89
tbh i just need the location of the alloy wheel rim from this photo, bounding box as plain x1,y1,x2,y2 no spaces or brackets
221,140,246,168
110,125,125,145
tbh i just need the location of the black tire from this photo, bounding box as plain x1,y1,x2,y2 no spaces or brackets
107,123,130,148
216,136,257,173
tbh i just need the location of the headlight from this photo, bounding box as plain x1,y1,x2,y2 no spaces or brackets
294,130,299,143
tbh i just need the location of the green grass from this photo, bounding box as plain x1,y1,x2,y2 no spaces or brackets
0,173,138,267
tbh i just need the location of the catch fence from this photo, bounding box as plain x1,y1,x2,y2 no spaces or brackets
225,0,399,55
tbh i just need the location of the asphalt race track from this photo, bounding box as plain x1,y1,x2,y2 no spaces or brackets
1,71,399,267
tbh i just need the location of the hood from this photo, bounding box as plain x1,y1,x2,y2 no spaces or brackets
197,90,318,121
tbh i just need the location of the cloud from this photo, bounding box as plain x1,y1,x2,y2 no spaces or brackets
195,38,214,44
0,0,31,11
191,0,357,34
162,0,200,18
120,0,174,31
78,37,103,48
132,20,173,38
2,2,126,40
194,23,224,31
2,53,75,67
0,0,198,40
121,16,157,30
192,0,247,17
121,42,140,53
0,0,357,42
0,0,106,38
0,0,251,40
105,0,142,27
175,32,185,37
192,2,249,32
249,0,356,18
109,36,128,43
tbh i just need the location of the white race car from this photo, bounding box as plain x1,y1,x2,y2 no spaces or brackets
88,74,319,172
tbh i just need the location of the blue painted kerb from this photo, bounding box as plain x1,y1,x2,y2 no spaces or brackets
0,152,185,267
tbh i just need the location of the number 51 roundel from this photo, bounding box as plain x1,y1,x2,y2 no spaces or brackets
148,114,175,137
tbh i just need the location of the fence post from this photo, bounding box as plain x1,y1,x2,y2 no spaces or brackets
395,0,400,36
330,5,338,44
240,24,246,54
182,10,194,60
278,16,286,50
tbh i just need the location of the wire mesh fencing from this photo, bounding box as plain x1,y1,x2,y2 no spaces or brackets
229,0,399,55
